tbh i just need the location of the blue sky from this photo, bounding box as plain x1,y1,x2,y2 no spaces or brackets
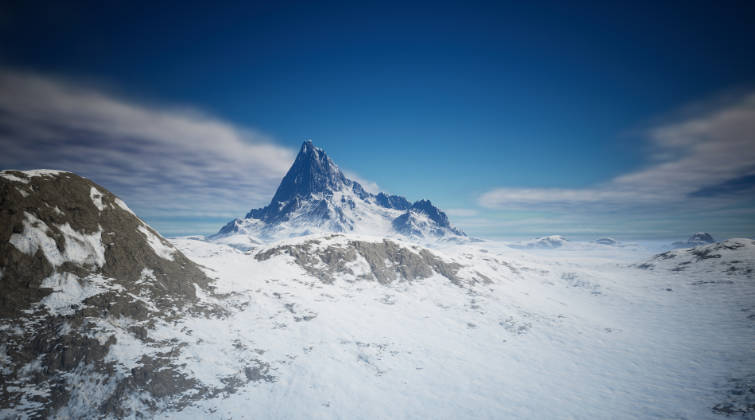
1,1,754,239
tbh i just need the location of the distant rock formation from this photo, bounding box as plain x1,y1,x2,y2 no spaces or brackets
671,232,715,249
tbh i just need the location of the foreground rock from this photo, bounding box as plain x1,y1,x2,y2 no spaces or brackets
0,170,227,417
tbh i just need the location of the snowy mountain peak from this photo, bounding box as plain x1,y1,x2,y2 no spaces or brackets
214,141,465,244
269,140,352,204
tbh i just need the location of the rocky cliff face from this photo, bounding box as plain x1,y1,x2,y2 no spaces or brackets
0,170,226,417
215,141,465,243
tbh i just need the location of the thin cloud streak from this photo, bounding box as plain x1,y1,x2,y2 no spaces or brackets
342,169,381,194
0,70,297,222
479,92,755,211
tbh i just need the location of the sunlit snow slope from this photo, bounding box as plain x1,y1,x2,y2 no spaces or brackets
163,234,754,419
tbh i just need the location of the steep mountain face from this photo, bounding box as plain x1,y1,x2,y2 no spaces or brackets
0,170,239,417
214,141,465,245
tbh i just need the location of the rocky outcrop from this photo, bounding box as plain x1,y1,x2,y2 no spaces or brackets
595,237,618,246
254,234,480,286
0,170,225,418
638,238,755,277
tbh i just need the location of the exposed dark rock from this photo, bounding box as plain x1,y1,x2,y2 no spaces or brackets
0,169,217,417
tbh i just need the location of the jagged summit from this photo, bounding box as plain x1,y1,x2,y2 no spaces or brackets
215,140,465,244
268,140,363,205
245,141,369,224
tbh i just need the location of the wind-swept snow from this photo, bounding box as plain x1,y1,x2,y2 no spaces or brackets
90,187,105,211
137,224,176,261
114,197,136,216
8,212,105,268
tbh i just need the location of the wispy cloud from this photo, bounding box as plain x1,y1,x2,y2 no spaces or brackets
479,92,755,211
342,169,381,194
0,70,297,225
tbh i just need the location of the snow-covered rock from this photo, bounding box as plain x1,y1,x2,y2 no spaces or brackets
253,234,483,285
212,141,465,245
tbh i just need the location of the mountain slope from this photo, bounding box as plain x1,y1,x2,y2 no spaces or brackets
213,141,465,245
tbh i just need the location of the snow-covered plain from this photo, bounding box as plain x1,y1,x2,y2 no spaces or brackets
135,234,755,419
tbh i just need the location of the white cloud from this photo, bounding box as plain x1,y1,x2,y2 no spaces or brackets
0,70,297,222
342,169,381,194
479,92,755,211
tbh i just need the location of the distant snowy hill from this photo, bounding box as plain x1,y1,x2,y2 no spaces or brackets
594,237,619,245
671,232,716,249
212,141,465,246
639,238,755,277
0,170,217,417
509,235,569,249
